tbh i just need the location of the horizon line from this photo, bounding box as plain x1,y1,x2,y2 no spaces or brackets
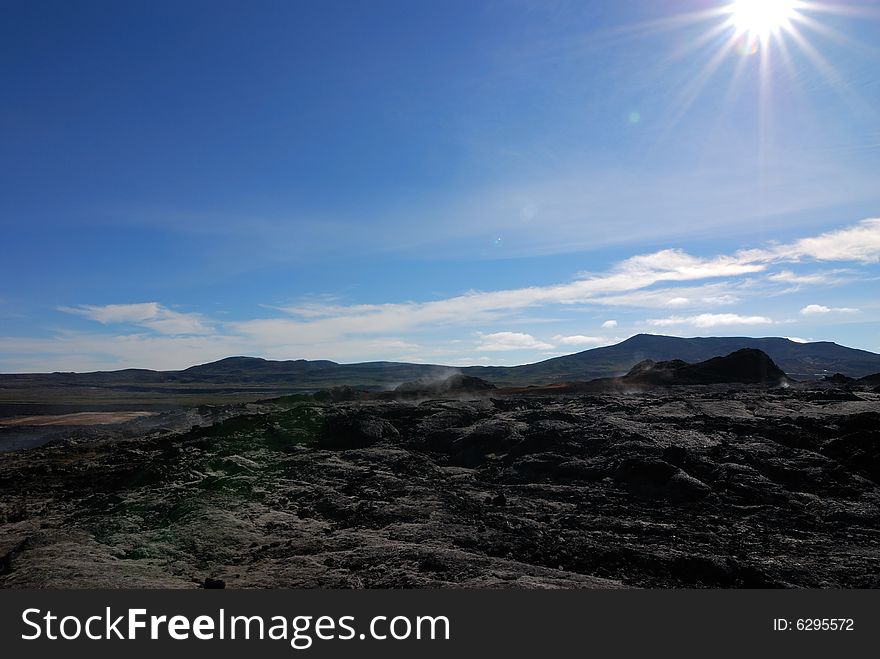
0,333,861,376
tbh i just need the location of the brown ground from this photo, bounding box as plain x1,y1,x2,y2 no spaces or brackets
0,411,160,427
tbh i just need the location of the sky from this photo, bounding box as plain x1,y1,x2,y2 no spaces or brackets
1,0,879,372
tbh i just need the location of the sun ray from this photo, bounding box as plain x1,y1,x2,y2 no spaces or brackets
785,24,869,113
620,0,876,164
755,23,780,186
792,12,880,56
773,23,799,80
664,20,733,64
803,1,880,19
649,34,740,148
604,7,730,41
721,41,752,105
771,25,824,133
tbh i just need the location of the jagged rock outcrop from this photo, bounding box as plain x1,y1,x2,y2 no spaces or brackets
621,349,788,386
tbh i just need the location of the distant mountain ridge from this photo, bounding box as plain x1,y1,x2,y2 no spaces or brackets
3,335,880,394
465,334,880,385
500,348,791,395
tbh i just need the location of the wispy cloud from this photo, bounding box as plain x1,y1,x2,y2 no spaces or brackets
257,218,880,342
553,335,607,347
767,270,848,285
59,302,165,324
476,332,554,352
59,303,211,336
800,304,860,315
647,313,776,328
0,332,242,372
582,283,741,309
4,218,879,370
769,219,880,264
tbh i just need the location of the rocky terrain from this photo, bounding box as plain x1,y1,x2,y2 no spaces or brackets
2,379,879,589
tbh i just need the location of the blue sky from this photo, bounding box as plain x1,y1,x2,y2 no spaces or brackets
1,0,879,372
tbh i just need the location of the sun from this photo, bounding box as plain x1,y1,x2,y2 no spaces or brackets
620,0,872,136
729,0,799,40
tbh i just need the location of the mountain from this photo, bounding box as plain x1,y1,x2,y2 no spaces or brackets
178,356,342,381
2,337,880,407
463,334,880,384
506,349,790,395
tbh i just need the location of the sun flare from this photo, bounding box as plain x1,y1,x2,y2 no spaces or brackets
730,0,799,39
627,0,874,149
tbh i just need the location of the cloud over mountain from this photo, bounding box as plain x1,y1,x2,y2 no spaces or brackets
476,332,554,351
3,218,879,370
647,314,776,329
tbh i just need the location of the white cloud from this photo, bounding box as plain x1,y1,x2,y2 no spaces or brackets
647,313,776,328
731,219,880,270
0,332,428,372
553,335,606,347
773,219,880,264
198,219,880,349
786,336,811,344
6,218,880,371
0,332,243,372
59,303,211,336
59,302,163,324
476,332,554,351
801,304,832,315
702,295,740,305
452,356,493,365
586,284,741,309
262,219,880,340
767,270,845,285
799,304,859,315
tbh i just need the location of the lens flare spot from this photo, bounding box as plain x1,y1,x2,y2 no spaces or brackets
520,203,538,221
735,34,760,56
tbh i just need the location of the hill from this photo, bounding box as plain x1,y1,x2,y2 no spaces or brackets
1,336,879,412
504,349,789,394
464,334,880,385
619,349,788,386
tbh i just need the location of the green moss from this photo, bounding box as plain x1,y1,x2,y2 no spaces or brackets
197,475,254,495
